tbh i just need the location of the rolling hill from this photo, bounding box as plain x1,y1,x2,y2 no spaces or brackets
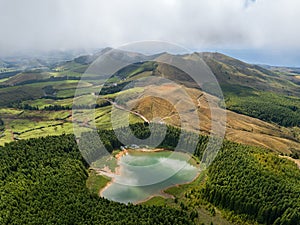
0,49,299,156
1,49,300,225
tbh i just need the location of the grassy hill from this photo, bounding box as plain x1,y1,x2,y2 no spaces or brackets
0,50,300,225
3,71,51,86
1,50,299,155
201,52,300,97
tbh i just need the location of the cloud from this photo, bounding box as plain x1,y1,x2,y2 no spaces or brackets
0,0,299,56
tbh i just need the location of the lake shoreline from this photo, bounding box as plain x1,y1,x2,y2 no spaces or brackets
135,170,201,205
96,148,200,204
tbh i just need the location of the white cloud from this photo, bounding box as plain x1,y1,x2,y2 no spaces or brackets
0,0,299,56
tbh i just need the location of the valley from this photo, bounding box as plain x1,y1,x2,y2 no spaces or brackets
0,49,299,225
1,60,299,155
2,1,300,224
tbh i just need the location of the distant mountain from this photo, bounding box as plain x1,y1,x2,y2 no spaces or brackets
0,49,101,71
0,59,8,68
200,52,300,96
4,48,300,129
259,64,300,74
69,49,300,95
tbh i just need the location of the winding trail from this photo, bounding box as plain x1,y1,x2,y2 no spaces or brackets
5,122,15,141
104,99,149,124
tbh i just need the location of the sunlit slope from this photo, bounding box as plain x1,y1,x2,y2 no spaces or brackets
0,50,299,154
117,83,299,154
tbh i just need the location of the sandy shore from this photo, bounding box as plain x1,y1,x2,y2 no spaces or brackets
113,147,166,159
97,164,122,197
99,180,113,197
115,149,128,160
97,148,166,197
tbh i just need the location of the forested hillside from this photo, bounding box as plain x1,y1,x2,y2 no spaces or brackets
0,134,193,225
1,124,299,224
223,84,300,127
201,142,300,224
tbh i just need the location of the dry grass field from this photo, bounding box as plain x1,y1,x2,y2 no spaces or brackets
126,83,300,154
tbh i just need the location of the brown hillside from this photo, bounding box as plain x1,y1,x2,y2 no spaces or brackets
127,83,300,154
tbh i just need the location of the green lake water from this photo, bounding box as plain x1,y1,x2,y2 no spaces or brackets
101,150,199,204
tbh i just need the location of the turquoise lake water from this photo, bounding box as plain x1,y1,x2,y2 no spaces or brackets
101,150,199,204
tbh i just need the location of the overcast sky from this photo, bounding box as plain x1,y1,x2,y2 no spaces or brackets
0,0,299,65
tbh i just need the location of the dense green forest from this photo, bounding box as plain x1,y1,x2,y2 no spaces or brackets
200,142,300,224
80,123,300,224
0,134,193,225
78,123,208,164
223,85,300,127
1,123,299,224
0,86,44,107
0,118,4,131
